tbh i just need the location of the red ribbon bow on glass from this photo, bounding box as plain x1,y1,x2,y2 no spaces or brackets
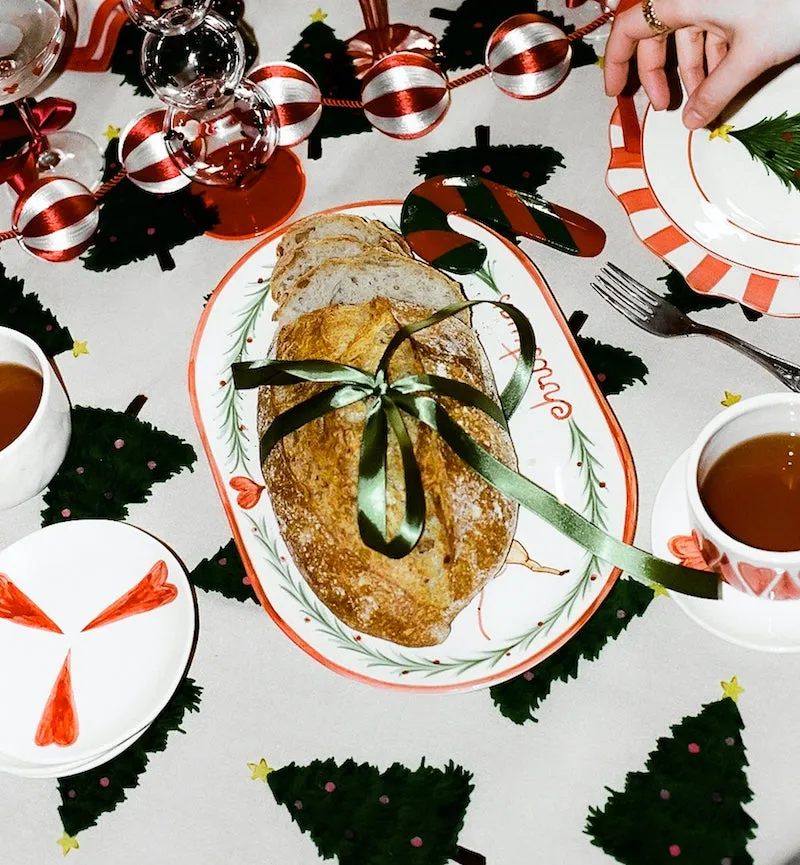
0,97,76,192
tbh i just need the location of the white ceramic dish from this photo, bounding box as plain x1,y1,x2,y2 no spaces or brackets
651,449,800,651
190,201,638,692
0,521,197,765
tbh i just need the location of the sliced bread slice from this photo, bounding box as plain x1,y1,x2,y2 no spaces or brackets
276,213,411,258
277,249,467,328
271,235,409,309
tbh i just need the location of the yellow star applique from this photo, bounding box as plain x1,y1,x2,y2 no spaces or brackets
721,391,741,407
721,675,745,703
650,582,669,598
57,832,79,856
247,758,273,782
310,8,327,22
708,123,734,142
595,55,605,70
72,340,89,358
103,124,121,142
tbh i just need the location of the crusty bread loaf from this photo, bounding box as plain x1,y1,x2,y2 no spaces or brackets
276,213,411,259
271,236,410,309
277,249,467,328
258,296,518,647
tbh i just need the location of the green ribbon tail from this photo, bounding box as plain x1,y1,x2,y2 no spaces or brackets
358,397,426,558
396,394,719,599
392,373,508,431
259,384,371,463
232,359,376,389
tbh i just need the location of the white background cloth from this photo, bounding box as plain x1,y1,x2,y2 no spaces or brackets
3,2,800,863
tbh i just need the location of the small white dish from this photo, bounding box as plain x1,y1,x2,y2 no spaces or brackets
651,449,800,651
0,520,197,766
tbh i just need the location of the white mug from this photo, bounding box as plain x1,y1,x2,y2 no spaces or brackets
0,327,71,510
685,393,800,600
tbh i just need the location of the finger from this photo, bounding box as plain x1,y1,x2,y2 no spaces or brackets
674,27,706,94
683,47,767,128
705,31,728,74
636,34,671,109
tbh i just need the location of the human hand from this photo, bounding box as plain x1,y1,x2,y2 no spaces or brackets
604,0,800,129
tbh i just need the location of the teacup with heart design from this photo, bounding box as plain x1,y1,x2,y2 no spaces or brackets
686,393,800,600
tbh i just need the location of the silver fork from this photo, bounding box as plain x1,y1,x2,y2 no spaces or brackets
591,263,800,392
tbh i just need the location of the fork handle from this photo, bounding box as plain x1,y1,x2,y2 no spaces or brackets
695,323,800,392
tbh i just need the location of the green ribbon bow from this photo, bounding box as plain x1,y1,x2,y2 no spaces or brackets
233,300,718,599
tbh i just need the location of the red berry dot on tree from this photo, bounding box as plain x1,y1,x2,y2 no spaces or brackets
411,837,423,848
523,671,534,681
46,324,53,332
669,845,681,857
616,609,626,619
379,794,389,804
481,164,492,174
324,52,332,60
146,227,156,236
465,49,472,56
590,574,597,581
688,743,700,754
522,170,530,179
67,790,77,799
61,508,71,518
660,789,670,800
99,777,110,788
294,800,303,809
75,466,85,475
783,131,793,141
242,576,251,585
599,481,607,488
597,372,607,382
109,235,117,243
324,781,336,792
114,438,125,449
725,737,735,746
474,21,483,28
218,557,227,566
147,460,157,470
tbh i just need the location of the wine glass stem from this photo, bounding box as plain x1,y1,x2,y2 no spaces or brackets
16,99,60,171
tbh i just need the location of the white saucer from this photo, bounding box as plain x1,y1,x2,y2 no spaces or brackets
0,521,198,768
651,450,800,652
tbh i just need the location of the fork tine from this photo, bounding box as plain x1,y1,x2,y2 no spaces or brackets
590,280,649,324
605,262,663,306
598,268,659,315
593,275,652,319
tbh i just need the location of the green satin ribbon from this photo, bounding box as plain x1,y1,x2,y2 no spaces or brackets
232,301,718,600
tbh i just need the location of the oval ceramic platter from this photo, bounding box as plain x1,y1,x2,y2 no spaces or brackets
607,63,800,317
189,202,637,693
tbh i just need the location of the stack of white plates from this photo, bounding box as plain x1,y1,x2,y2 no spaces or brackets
0,520,197,778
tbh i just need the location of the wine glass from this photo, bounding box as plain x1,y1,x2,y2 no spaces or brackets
140,10,246,110
0,0,104,189
121,0,212,36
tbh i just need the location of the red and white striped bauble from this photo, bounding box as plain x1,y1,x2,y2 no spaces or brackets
12,177,99,263
119,108,190,194
361,52,449,140
485,14,572,99
248,62,322,148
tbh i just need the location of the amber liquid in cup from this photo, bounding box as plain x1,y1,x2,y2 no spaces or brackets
699,432,800,552
0,362,43,451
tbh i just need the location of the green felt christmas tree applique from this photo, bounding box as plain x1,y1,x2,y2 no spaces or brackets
713,113,800,194
490,577,655,724
585,680,757,865
288,17,371,145
0,261,73,356
189,538,258,603
41,398,196,526
568,311,649,397
416,125,564,203
659,267,762,322
263,757,482,865
82,138,218,272
57,677,202,843
433,1,597,72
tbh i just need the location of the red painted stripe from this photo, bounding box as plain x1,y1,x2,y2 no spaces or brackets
743,273,779,312
415,180,467,214
407,229,475,260
646,225,688,256
619,187,657,214
494,39,569,76
686,255,732,294
250,64,312,84
492,188,546,240
609,146,643,170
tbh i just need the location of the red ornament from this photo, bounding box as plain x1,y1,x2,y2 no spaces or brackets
119,108,190,195
485,14,572,99
248,62,322,148
361,52,449,140
12,177,99,263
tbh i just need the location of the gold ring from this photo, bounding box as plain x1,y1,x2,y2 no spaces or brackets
642,0,670,33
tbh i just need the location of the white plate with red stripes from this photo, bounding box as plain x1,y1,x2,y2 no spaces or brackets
607,65,800,317
0,520,196,773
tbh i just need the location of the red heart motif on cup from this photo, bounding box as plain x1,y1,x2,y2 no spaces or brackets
736,562,779,596
229,476,265,509
81,560,177,632
32,63,44,76
2,83,19,95
763,570,800,600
